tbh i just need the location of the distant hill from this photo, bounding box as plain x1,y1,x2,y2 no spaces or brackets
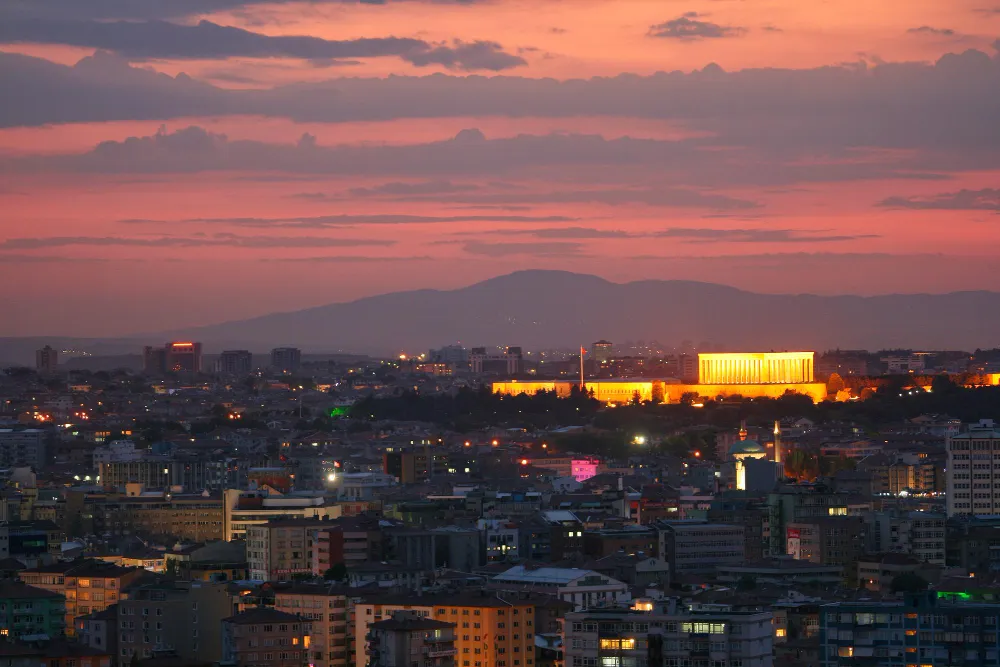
143,270,1000,354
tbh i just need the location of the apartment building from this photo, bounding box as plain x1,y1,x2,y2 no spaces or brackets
819,593,1000,666
863,510,946,565
115,580,232,664
354,593,536,667
564,604,774,667
787,517,866,584
20,560,146,637
0,428,46,468
0,580,66,641
947,420,1000,517
246,518,335,581
367,612,458,667
272,583,354,667
221,608,312,667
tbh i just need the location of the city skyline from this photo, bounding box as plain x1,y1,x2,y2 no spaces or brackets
2,0,999,336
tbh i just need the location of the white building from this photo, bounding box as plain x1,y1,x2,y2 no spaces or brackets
492,566,629,610
92,439,141,472
222,488,341,540
332,472,395,500
947,420,1000,517
564,603,773,667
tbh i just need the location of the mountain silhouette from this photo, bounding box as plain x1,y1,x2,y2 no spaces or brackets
143,270,1000,353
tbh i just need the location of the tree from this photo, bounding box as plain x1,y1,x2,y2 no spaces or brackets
890,572,929,594
324,562,348,582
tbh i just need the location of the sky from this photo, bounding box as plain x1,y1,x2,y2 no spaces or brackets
1,0,1000,336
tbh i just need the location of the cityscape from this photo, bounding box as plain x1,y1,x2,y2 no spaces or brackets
3,0,1000,666
0,337,1000,667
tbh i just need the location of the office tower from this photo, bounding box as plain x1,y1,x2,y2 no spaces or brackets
271,347,302,373
143,342,202,374
591,339,613,364
165,341,202,372
35,345,58,374
218,349,253,375
142,346,167,374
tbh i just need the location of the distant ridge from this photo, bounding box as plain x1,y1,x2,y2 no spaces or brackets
148,270,1000,354
3,271,998,362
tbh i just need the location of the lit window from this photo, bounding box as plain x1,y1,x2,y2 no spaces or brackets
775,629,786,638
838,647,854,657
599,639,635,650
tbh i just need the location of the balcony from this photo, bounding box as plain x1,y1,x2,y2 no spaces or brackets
424,647,458,658
425,635,454,644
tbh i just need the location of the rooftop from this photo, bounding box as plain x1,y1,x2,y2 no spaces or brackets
0,581,64,600
494,566,610,585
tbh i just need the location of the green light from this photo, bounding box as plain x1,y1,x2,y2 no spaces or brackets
937,591,972,601
329,406,349,418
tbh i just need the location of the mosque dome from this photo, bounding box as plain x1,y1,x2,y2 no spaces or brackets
728,440,766,456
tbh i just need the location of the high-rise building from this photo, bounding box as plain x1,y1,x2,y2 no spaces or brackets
947,419,1000,517
142,346,167,374
165,341,201,372
218,349,253,375
35,345,58,374
591,340,613,364
142,342,202,374
271,347,302,373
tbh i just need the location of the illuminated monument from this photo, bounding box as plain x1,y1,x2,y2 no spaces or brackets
699,352,814,385
492,351,828,403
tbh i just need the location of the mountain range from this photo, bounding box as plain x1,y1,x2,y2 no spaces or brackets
3,270,999,364
154,270,1000,354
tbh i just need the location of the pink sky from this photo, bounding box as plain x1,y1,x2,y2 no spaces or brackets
1,0,999,336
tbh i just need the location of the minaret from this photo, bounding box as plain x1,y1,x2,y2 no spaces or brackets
773,420,782,464
738,420,748,441
579,346,586,390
